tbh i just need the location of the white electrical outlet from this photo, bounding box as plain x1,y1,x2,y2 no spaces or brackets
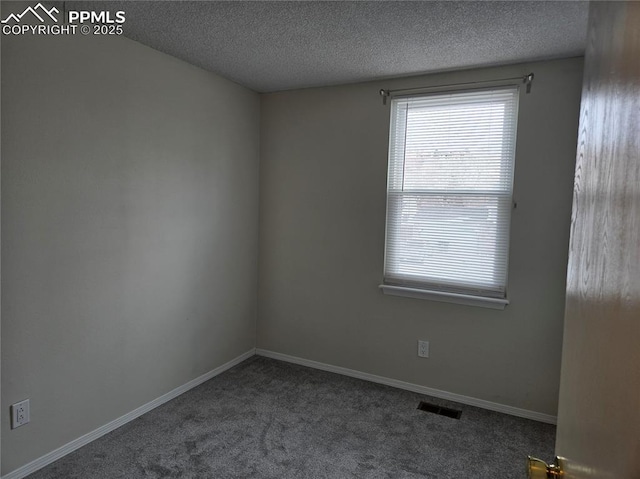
11,399,30,429
418,340,430,358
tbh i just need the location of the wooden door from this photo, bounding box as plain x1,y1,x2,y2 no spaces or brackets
555,1,640,478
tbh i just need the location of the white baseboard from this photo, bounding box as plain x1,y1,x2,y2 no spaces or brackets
255,348,557,425
2,349,256,479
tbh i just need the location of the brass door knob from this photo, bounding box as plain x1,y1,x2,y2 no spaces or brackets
527,456,565,478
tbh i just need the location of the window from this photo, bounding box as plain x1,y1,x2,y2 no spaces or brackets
381,87,519,309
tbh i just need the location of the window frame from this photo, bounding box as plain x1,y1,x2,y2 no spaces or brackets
379,84,521,310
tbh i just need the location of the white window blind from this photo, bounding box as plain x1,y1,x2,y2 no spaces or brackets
383,87,519,300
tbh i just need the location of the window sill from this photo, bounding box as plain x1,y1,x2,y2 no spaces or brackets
378,285,509,310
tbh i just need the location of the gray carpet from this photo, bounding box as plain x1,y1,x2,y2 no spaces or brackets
28,356,555,478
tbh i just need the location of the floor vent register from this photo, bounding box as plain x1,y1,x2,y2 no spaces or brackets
417,401,462,419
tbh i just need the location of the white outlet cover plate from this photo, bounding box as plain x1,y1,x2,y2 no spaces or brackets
418,340,430,358
11,399,30,429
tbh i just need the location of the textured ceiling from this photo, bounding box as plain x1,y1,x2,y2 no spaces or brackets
70,1,588,93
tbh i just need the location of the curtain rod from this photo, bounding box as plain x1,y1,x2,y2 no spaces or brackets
379,72,534,105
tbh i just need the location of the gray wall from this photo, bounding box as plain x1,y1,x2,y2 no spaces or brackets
257,58,583,416
1,34,259,474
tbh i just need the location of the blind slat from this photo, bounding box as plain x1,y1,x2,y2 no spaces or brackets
384,87,519,298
